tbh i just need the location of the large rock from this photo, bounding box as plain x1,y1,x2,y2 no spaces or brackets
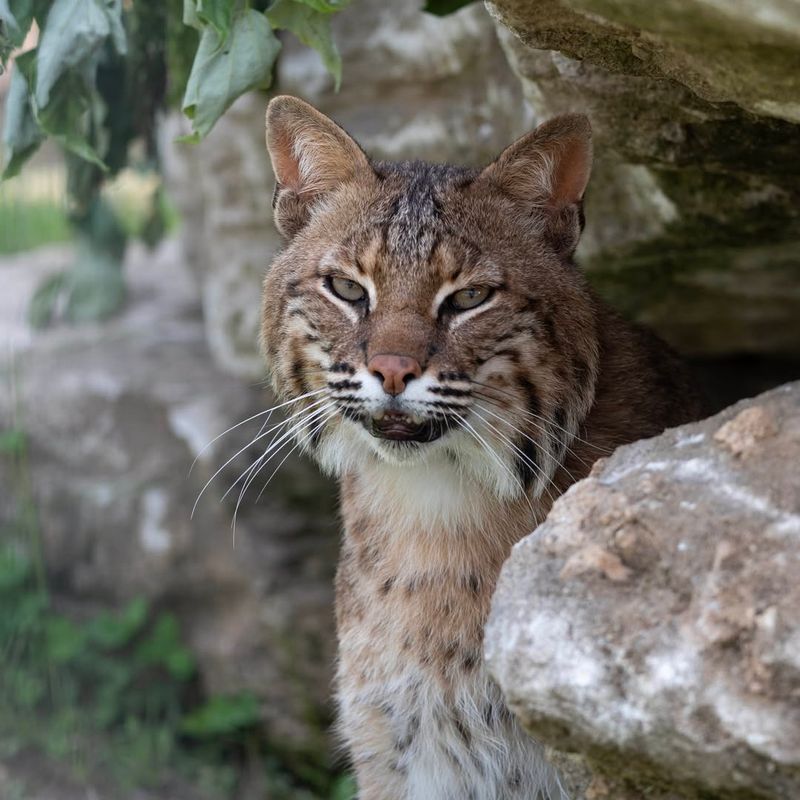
487,0,800,358
162,0,531,379
486,382,800,799
0,241,338,757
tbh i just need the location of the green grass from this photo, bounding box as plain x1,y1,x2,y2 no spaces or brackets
0,197,72,255
0,166,180,257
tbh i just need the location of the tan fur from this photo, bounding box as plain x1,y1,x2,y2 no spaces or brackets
260,96,703,799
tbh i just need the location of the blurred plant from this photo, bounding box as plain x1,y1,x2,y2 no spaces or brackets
0,405,355,797
0,0,350,325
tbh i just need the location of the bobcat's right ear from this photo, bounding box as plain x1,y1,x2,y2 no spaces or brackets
266,96,371,239
478,113,593,257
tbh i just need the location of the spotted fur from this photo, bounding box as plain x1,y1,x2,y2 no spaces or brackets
260,96,703,799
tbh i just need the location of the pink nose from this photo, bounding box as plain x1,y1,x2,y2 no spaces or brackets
368,354,422,396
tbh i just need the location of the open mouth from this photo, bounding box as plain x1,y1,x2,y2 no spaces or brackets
366,410,445,443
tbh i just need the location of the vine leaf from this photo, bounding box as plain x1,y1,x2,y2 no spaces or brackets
268,0,343,90
196,0,232,44
35,0,126,108
181,8,280,140
182,0,201,29
39,85,107,168
1,64,44,178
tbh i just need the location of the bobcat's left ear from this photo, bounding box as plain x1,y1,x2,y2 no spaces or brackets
266,95,371,239
479,114,592,256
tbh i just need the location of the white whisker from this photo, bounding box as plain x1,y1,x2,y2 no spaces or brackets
224,401,336,505
189,387,328,475
191,394,331,518
472,402,584,489
473,390,599,472
230,408,338,543
471,406,558,506
454,412,534,514
470,380,609,454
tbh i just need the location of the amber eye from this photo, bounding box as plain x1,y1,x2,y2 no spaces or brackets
329,276,366,303
448,286,491,311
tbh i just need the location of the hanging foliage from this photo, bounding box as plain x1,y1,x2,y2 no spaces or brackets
0,0,350,324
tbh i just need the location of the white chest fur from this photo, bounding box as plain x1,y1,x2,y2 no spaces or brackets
336,653,565,800
335,458,563,799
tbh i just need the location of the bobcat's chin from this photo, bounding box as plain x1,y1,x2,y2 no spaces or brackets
365,410,447,444
312,418,440,475
363,422,445,467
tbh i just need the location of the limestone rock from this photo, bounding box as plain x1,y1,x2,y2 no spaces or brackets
0,241,338,755
487,0,800,358
485,382,800,799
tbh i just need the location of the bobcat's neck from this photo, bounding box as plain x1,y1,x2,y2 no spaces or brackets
338,454,547,593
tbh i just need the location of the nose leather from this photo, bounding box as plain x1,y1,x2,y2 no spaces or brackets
368,354,422,396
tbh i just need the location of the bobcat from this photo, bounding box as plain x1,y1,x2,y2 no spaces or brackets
261,95,702,800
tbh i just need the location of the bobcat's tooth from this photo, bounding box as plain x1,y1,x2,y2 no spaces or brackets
373,409,386,421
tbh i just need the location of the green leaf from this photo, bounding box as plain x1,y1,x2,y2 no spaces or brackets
134,614,184,667
164,646,195,681
65,247,126,323
0,0,34,54
35,0,126,108
181,8,280,139
0,0,41,61
180,693,261,738
29,271,67,328
182,0,201,29
196,0,233,44
1,61,44,179
35,72,108,169
14,49,107,171
0,0,21,31
268,0,342,89
423,0,478,15
45,616,85,664
87,598,149,649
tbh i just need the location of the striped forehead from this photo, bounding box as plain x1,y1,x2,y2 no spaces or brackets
352,235,471,314
371,160,477,266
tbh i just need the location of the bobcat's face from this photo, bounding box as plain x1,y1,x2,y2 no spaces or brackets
262,97,599,500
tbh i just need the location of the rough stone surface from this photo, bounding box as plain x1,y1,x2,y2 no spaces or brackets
488,0,800,123
0,241,338,756
162,0,531,379
486,382,800,799
487,0,800,357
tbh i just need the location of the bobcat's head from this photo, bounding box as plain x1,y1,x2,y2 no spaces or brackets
261,96,599,500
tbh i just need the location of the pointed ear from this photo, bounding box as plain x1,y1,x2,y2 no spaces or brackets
265,95,371,239
479,114,593,256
